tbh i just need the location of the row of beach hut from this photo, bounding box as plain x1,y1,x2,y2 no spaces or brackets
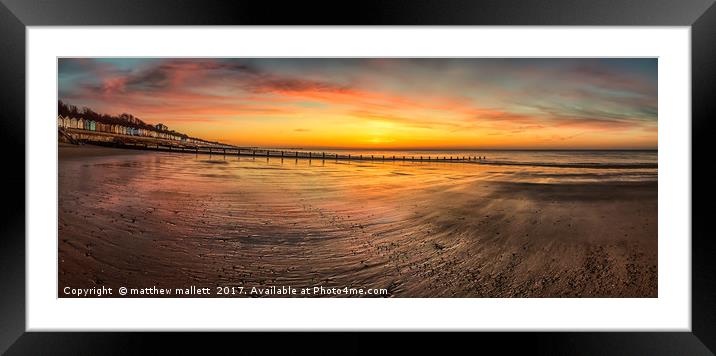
57,115,208,145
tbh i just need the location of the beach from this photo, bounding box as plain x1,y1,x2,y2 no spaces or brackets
58,145,657,297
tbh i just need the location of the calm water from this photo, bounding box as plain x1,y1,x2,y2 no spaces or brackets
290,149,656,165
270,149,657,183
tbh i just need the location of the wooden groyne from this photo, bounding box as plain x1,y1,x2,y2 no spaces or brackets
140,145,481,162
114,142,487,163
63,128,488,164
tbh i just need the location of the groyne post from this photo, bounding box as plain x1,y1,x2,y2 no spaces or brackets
125,149,524,163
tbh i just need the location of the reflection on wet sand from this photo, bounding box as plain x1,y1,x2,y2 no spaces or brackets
59,145,657,297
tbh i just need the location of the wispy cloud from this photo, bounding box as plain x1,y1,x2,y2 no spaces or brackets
58,58,658,149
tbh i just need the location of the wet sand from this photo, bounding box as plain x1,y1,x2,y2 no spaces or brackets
58,145,657,297
59,143,150,159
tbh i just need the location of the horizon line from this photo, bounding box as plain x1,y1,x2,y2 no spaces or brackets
263,147,658,152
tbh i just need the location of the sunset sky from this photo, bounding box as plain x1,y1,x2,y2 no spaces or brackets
58,58,657,149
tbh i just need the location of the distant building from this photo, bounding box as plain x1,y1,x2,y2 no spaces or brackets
57,107,226,147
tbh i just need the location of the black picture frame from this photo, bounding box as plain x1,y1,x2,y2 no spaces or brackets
1,0,714,354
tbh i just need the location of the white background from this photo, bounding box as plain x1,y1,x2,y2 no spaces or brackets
27,27,690,331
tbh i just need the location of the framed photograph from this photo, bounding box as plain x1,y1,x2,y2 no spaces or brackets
2,0,714,353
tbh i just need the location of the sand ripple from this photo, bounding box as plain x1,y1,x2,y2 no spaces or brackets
59,148,657,297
